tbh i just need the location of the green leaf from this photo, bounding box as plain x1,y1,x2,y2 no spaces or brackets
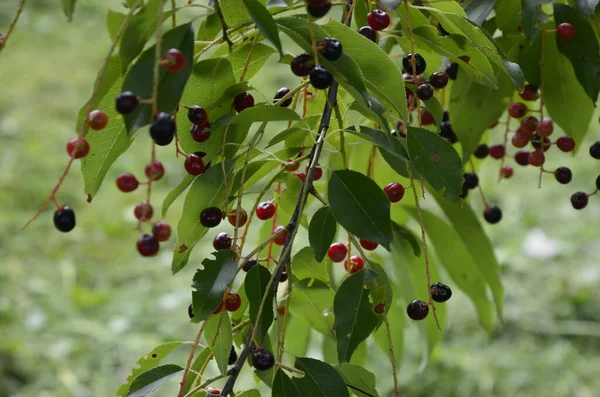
520,0,552,44
227,43,276,80
238,390,262,397
62,0,76,21
273,369,301,397
116,342,185,396
196,13,221,50
221,0,251,25
107,10,126,41
495,0,522,34
422,96,444,127
542,26,595,146
308,207,336,263
245,265,274,343
289,279,335,337
161,174,194,218
393,222,421,257
448,66,513,161
204,311,233,376
366,262,393,319
328,170,393,249
335,364,379,397
334,270,379,363
406,127,463,204
284,316,311,357
229,106,301,125
292,246,330,283
243,0,283,55
345,126,409,163
181,347,212,395
267,127,310,148
122,23,194,132
119,0,164,73
191,250,239,322
553,3,600,103
172,160,235,273
127,364,184,397
292,357,350,397
465,0,496,25
515,34,541,87
353,0,369,27
573,0,600,17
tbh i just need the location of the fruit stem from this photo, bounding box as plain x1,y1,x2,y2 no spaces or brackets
403,1,422,118
171,0,177,27
213,0,233,53
278,363,304,375
238,33,260,82
266,181,282,269
0,0,25,54
498,106,512,182
333,103,348,168
182,374,227,397
383,315,401,397
405,160,441,330
151,0,167,117
538,26,547,189
177,318,208,397
469,160,491,208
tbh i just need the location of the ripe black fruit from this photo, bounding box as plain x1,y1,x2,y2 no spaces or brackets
116,91,139,115
188,304,194,319
440,121,458,143
571,192,588,210
474,143,489,159
306,0,331,18
290,54,315,76
200,207,223,228
429,72,449,89
483,205,502,224
243,259,258,272
318,37,343,60
431,282,452,303
309,66,334,89
252,348,275,371
187,105,208,126
150,113,176,146
228,346,238,365
406,300,429,320
416,84,434,101
54,206,76,232
596,175,600,190
446,63,459,80
358,26,376,42
554,167,572,184
463,172,479,190
274,87,292,107
589,141,600,159
402,53,426,75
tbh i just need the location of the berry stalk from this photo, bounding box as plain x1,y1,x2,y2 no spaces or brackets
0,0,26,55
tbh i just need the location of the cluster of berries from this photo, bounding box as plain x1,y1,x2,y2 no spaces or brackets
290,37,342,90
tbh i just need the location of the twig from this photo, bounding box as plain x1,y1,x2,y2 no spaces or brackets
383,316,400,397
177,319,208,397
213,0,233,53
152,0,168,116
182,374,227,397
0,0,26,54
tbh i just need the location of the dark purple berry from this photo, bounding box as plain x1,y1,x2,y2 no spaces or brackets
473,143,489,159
429,72,449,89
358,26,376,42
53,206,76,232
309,66,334,90
318,37,342,61
483,205,502,224
200,207,223,228
150,112,175,146
406,300,429,320
445,63,459,80
554,167,572,184
571,192,588,210
187,105,209,127
463,172,478,190
431,282,452,303
115,91,139,115
274,87,292,107
290,54,315,76
252,348,275,371
402,53,427,75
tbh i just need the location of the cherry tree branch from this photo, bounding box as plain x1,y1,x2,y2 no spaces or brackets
0,0,26,55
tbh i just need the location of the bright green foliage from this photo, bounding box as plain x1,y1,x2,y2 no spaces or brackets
204,311,233,375
308,207,336,263
127,364,184,397
245,265,274,343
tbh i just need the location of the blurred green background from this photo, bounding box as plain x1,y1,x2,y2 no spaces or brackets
1,1,600,396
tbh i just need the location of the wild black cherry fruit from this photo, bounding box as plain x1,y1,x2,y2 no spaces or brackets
473,143,489,159
137,234,159,257
420,109,435,125
571,192,588,210
318,37,343,61
190,124,211,143
589,141,600,159
228,346,238,365
162,48,185,73
463,172,479,190
440,121,458,143
252,348,275,371
145,160,165,181
554,167,572,184
152,221,171,241
531,134,551,152
66,137,90,159
233,92,254,112
213,232,233,250
483,205,502,224
367,9,390,31
306,0,331,18
431,282,452,303
508,102,528,118
279,272,289,283
596,175,600,190
406,300,429,321
358,26,377,42
115,91,139,115
384,182,405,203
429,72,449,89
243,259,258,272
274,87,293,107
224,292,242,312
528,151,545,167
416,84,434,100
515,150,530,166
213,300,225,314
519,84,538,101
228,207,248,227
556,136,575,152
134,202,153,222
446,62,459,80
500,165,514,179
557,23,576,41
188,304,194,319
200,207,223,228
327,242,347,262
344,255,365,274
489,144,505,159
184,152,206,176
273,226,288,245
536,119,554,137
256,201,276,220
512,131,530,148
53,206,76,232
402,53,426,75
87,110,108,130
187,105,209,127
309,66,334,90
291,54,315,76
359,239,378,251
520,116,538,133
150,113,175,146
116,173,139,193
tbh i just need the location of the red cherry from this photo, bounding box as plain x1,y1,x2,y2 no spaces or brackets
212,299,225,314
520,116,538,133
162,48,185,72
420,109,435,125
536,119,554,137
228,207,248,227
327,242,347,262
367,9,390,31
116,173,139,192
512,132,530,148
87,110,108,130
233,92,255,112
145,160,165,181
519,84,539,101
500,165,514,179
256,202,276,220
508,102,528,118
224,292,242,312
190,124,212,142
556,136,575,152
359,239,378,251
66,137,90,159
344,255,365,274
528,151,545,167
184,152,206,176
557,23,576,41
308,164,323,181
152,221,171,241
207,388,221,395
489,144,505,159
514,150,530,166
383,182,405,203
283,159,300,172
137,234,159,257
272,226,288,245
295,171,307,182
134,202,153,221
